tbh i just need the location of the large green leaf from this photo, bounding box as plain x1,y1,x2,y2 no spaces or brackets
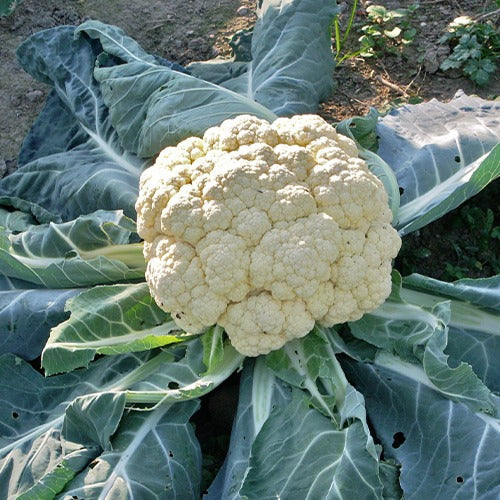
0,349,205,498
402,274,500,392
343,357,500,499
240,395,383,499
376,92,500,235
0,27,148,221
0,210,145,288
205,358,293,499
0,207,37,232
0,275,79,360
59,401,201,499
77,21,276,158
349,274,496,414
42,283,188,375
188,0,338,116
0,353,135,498
208,338,391,499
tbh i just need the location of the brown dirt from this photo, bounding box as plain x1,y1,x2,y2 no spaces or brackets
0,0,498,174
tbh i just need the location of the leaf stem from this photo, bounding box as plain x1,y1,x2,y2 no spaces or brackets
124,343,244,405
80,242,146,270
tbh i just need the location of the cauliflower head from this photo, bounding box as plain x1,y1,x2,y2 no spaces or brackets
136,114,401,356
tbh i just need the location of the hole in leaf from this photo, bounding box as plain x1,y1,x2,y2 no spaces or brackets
12,411,19,419
456,476,464,483
168,381,179,390
168,450,174,458
399,187,405,195
349,122,357,129
454,155,460,163
392,431,406,449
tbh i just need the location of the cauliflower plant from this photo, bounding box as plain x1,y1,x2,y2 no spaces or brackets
136,114,401,356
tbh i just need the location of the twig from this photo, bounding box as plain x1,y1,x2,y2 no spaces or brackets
336,89,362,114
474,8,500,23
405,65,422,94
374,75,409,97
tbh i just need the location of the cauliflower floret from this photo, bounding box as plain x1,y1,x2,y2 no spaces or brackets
136,114,401,356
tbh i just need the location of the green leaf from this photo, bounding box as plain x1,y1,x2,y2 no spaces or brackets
401,143,499,234
336,107,380,151
206,358,293,499
384,27,402,38
375,92,500,235
342,357,500,499
0,278,80,360
266,332,338,421
0,27,148,220
402,274,500,392
62,393,126,451
42,283,188,375
0,352,155,497
349,273,496,414
76,21,276,158
125,339,244,406
267,330,380,460
403,273,500,310
367,5,387,19
240,396,384,499
379,460,404,500
191,0,338,116
440,56,463,70
402,28,417,40
0,211,145,287
0,207,36,232
59,401,202,499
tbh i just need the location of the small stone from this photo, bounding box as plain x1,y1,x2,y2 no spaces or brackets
26,90,44,102
236,6,250,16
188,37,209,52
422,45,450,74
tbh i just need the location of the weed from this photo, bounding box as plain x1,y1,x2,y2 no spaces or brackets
332,0,360,63
439,15,499,86
358,3,419,58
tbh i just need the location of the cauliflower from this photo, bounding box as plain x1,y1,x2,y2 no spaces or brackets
136,114,401,356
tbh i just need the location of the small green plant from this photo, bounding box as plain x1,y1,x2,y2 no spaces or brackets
439,16,499,86
358,3,419,57
332,0,359,63
444,205,500,280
